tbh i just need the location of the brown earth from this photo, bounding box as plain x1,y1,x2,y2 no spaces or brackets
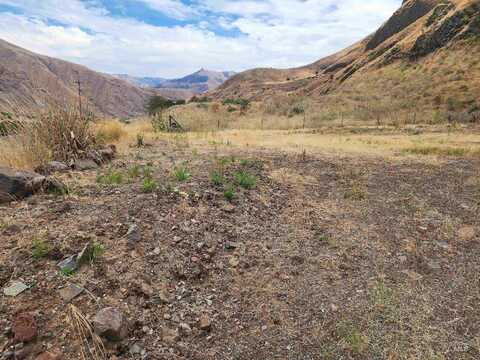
1,136,479,359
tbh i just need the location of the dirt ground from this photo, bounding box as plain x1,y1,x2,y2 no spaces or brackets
1,136,479,359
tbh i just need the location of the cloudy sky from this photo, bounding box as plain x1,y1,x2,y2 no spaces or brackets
0,0,401,78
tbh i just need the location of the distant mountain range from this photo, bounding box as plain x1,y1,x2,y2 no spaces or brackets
114,69,236,94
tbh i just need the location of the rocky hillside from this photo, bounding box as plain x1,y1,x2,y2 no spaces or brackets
0,39,158,118
211,0,480,114
155,69,236,94
115,69,235,95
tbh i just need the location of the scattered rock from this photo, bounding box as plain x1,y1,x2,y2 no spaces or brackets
129,342,144,356
435,241,449,250
99,145,116,162
458,226,475,241
228,257,240,268
161,327,179,344
57,242,93,273
73,159,98,171
35,161,69,175
3,281,29,297
57,256,77,273
12,312,37,343
93,307,128,341
222,204,235,213
198,315,211,331
224,242,238,250
126,224,141,246
59,283,84,302
0,167,65,203
179,323,192,335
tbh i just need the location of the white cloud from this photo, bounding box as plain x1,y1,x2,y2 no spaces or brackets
0,0,402,77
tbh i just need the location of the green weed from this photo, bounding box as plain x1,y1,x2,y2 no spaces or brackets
32,238,50,260
97,169,123,185
224,184,235,201
210,171,224,186
234,171,256,189
142,178,158,193
173,166,191,182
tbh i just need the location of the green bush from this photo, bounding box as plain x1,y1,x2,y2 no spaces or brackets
32,238,50,259
234,171,256,189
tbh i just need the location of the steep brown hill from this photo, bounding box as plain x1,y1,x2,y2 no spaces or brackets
211,0,480,116
0,39,159,118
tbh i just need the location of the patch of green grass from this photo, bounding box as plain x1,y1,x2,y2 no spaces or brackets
337,322,368,355
173,166,191,182
210,171,224,186
31,238,50,260
97,169,123,185
239,159,250,166
402,146,471,157
223,184,235,202
234,171,256,189
91,241,105,262
59,267,75,277
142,178,158,193
142,166,154,179
127,165,141,180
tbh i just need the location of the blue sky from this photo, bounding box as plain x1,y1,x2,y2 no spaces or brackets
0,0,401,78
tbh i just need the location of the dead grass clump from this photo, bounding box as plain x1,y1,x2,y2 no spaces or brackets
67,304,106,360
94,119,127,143
0,106,96,169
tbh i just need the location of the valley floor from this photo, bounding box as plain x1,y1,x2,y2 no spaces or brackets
1,127,480,359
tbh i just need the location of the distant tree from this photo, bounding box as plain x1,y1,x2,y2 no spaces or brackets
147,95,175,115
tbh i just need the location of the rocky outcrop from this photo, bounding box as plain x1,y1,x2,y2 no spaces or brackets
0,167,66,203
366,0,438,50
410,3,480,59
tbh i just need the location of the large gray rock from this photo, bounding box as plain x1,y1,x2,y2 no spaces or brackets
0,166,67,203
93,307,128,341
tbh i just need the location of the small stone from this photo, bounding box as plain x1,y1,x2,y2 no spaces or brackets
3,281,29,297
127,224,141,245
222,204,235,213
74,159,98,171
228,257,240,268
13,312,37,343
435,241,449,250
162,327,179,344
179,323,192,334
198,315,211,331
458,226,475,241
153,247,161,255
129,342,143,355
57,255,77,273
330,304,339,312
224,242,237,250
59,283,84,302
93,307,128,341
261,325,267,331
163,314,172,320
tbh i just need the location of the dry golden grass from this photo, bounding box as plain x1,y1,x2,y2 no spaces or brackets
93,119,127,143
